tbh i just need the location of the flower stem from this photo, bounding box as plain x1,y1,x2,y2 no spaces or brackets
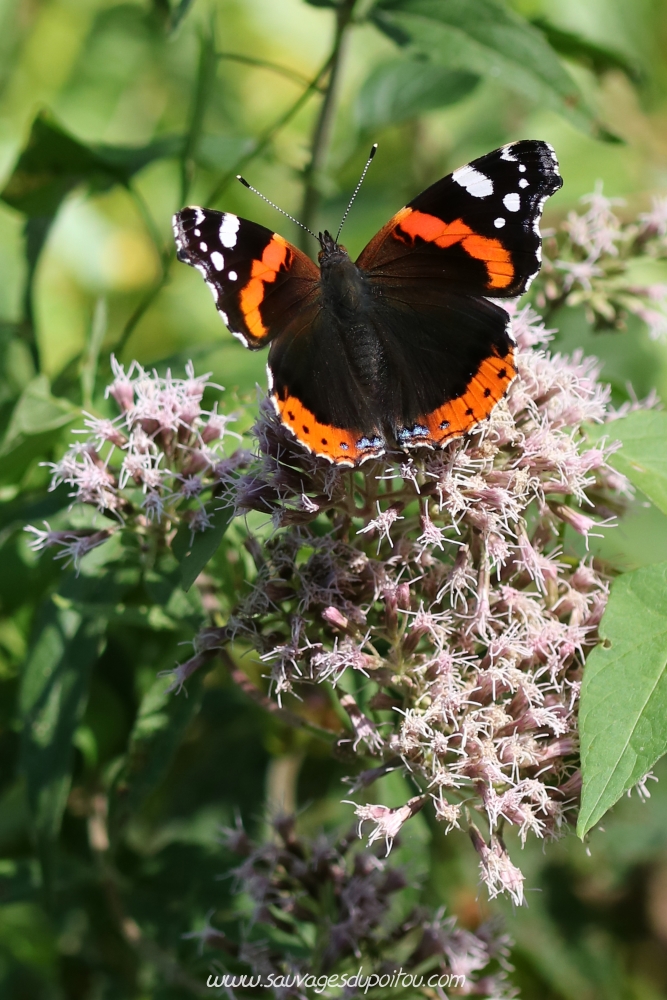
204,53,334,209
180,23,218,208
299,0,358,253
216,51,325,90
220,649,340,743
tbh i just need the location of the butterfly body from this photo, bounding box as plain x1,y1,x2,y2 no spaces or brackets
173,140,562,466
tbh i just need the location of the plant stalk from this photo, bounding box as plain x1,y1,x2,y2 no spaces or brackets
299,0,358,253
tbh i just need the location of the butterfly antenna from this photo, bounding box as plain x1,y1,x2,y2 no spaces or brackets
236,176,319,242
336,143,378,242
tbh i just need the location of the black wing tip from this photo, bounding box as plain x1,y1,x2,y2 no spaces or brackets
505,138,563,188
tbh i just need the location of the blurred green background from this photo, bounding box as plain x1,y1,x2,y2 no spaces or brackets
2,0,667,996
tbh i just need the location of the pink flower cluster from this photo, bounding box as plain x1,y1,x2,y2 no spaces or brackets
26,357,247,569
537,183,667,340
174,305,630,906
29,311,633,906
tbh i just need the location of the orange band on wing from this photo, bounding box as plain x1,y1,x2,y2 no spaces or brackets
239,235,289,340
414,350,517,447
272,393,383,466
396,209,514,289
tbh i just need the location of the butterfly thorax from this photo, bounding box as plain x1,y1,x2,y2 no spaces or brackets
317,230,383,395
318,238,366,311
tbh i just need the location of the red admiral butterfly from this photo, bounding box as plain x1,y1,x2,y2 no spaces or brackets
173,140,561,466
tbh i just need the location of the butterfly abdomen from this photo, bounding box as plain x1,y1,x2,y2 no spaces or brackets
319,253,386,398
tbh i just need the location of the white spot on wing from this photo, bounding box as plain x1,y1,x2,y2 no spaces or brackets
494,218,505,228
219,213,240,248
503,192,520,212
519,164,526,173
194,208,205,225
545,142,559,169
230,329,249,347
519,179,529,189
210,251,224,271
200,241,208,252
533,195,548,235
194,228,201,237
171,215,183,250
228,270,237,281
269,392,281,418
500,146,517,162
452,164,493,198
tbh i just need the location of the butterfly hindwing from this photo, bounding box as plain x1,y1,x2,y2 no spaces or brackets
356,140,562,297
172,207,320,349
267,303,387,466
365,286,517,449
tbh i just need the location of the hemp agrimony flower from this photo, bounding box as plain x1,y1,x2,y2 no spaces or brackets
537,183,667,339
26,357,246,569
31,263,641,907
173,303,626,906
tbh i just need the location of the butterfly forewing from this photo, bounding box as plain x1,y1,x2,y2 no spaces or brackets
356,140,562,297
172,207,319,349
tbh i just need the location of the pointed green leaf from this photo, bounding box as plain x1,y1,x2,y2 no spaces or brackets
2,115,116,218
0,377,79,484
578,562,667,838
357,58,479,129
20,602,106,881
1,376,77,452
172,502,234,591
368,0,614,140
530,17,640,82
1,112,182,218
594,410,667,517
1,113,182,333
111,671,204,828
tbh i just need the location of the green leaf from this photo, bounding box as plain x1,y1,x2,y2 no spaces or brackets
368,0,614,140
19,602,106,885
356,58,479,129
1,376,77,452
593,411,667,517
0,376,77,484
1,113,182,341
168,0,197,32
578,562,667,838
0,377,78,484
2,115,118,219
111,671,204,829
1,112,182,218
530,17,641,82
172,502,234,591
